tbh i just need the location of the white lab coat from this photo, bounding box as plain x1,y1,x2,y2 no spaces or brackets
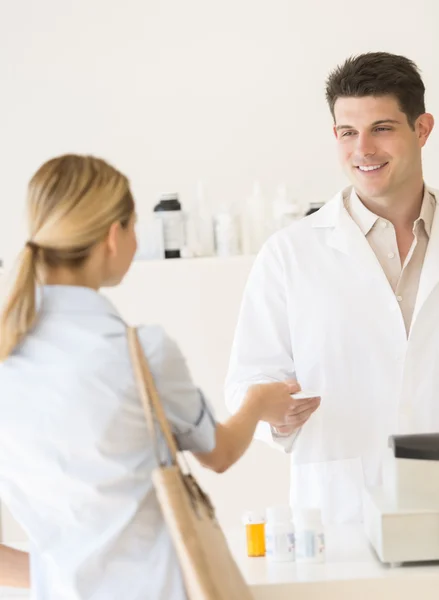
226,185,439,524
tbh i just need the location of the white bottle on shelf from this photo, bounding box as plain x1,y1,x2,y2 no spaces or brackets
272,184,303,231
242,182,271,255
191,180,215,257
213,205,241,257
134,219,165,261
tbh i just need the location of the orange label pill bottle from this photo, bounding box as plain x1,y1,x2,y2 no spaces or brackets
242,511,266,557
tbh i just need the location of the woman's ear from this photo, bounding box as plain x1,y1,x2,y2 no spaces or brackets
106,222,121,257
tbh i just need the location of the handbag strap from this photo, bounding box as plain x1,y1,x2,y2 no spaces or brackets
127,327,179,464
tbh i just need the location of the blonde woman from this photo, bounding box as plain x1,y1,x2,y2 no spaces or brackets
0,155,319,599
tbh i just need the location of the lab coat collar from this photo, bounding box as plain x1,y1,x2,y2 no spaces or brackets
308,188,347,229
310,185,439,230
308,186,356,256
39,285,121,318
308,185,439,334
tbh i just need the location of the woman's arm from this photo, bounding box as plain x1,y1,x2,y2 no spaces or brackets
0,544,30,588
195,381,319,473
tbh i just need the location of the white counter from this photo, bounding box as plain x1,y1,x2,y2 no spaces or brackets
2,526,439,599
230,525,439,599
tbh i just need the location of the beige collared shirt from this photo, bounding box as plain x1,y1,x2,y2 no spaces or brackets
345,187,436,336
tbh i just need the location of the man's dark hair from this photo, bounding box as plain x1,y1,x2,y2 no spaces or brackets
325,52,425,128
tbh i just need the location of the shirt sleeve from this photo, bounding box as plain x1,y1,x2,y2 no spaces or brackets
138,325,216,454
224,235,299,453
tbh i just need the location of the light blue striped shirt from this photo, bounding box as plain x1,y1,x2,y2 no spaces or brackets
0,285,216,600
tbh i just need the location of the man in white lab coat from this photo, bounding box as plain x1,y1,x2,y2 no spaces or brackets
226,52,439,524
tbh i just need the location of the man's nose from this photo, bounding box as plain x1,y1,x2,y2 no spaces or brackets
355,133,377,158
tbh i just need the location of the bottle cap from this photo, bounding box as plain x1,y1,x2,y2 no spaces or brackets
294,508,322,527
154,193,181,211
265,505,292,524
160,192,179,202
242,511,265,525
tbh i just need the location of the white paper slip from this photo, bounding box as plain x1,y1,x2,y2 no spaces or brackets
291,391,319,400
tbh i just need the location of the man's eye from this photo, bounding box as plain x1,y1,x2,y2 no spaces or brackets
375,127,391,132
341,131,355,137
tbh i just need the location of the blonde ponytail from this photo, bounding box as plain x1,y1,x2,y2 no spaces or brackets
0,244,37,360
0,154,134,361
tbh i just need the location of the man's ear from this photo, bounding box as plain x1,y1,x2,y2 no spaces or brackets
416,113,434,147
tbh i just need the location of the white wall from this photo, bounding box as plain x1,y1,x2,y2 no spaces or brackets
2,0,439,265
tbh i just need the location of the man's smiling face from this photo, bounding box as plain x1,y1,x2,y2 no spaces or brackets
333,95,428,201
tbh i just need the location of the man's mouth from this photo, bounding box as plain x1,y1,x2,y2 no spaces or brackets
355,162,388,172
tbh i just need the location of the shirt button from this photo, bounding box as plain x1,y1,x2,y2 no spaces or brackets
381,221,388,229
388,252,395,259
397,295,403,302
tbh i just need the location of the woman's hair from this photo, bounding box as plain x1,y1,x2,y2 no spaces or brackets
0,154,134,361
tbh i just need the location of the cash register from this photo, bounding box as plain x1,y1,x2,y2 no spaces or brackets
363,433,439,564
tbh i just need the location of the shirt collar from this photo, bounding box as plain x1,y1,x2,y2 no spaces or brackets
39,285,121,318
416,188,435,238
347,188,379,236
347,186,436,238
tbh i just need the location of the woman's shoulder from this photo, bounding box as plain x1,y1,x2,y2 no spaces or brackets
136,325,181,363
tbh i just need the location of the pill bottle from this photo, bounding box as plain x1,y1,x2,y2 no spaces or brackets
242,511,266,557
265,505,295,562
294,508,325,563
153,193,185,258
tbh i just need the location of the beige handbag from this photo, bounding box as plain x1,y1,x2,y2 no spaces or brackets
127,327,254,600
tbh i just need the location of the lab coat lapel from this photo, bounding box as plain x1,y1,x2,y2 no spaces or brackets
411,189,439,328
312,187,392,290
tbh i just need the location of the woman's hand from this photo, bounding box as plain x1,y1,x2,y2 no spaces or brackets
195,380,320,473
0,545,30,588
249,380,320,433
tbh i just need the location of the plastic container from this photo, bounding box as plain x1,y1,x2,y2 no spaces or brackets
242,511,266,557
265,505,295,562
213,210,241,257
273,184,303,230
134,219,164,260
294,508,325,563
241,182,271,255
153,193,186,258
192,181,215,257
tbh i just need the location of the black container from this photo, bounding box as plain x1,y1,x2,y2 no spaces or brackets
153,193,184,259
305,202,324,216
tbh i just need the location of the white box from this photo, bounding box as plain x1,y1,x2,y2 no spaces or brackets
363,487,439,564
382,449,439,509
